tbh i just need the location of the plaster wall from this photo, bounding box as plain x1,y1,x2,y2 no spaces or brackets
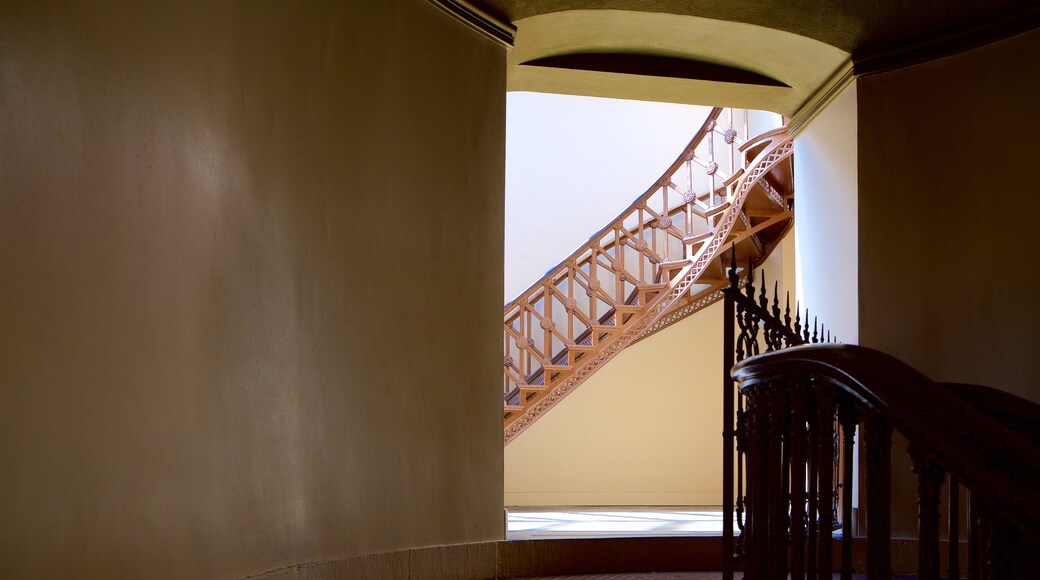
504,236,793,506
858,29,1039,403
0,1,505,578
858,29,1040,537
793,81,859,343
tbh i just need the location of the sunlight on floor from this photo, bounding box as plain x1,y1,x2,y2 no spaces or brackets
506,506,731,540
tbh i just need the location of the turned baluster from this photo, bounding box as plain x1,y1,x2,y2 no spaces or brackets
750,386,770,580
838,400,858,580
949,475,960,580
789,385,809,580
910,446,945,580
766,385,788,580
815,384,835,580
806,385,819,580
864,414,893,580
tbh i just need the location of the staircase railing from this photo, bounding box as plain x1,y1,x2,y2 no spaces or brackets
722,257,836,579
504,107,795,443
730,344,1040,579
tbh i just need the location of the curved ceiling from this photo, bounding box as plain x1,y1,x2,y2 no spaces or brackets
476,0,1037,57
507,10,849,115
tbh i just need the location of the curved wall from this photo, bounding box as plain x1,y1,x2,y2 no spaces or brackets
0,1,505,577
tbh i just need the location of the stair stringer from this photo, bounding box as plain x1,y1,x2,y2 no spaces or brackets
504,131,794,444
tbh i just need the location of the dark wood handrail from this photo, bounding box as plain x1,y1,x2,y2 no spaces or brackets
732,343,1040,535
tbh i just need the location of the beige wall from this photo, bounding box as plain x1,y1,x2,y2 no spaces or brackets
858,29,1039,401
504,236,793,506
0,1,505,578
794,81,858,343
858,29,1040,536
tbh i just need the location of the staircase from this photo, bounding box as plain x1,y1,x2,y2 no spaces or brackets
730,345,1040,579
504,107,795,443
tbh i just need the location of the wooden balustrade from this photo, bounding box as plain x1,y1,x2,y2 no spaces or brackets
728,344,1040,579
722,257,837,578
504,108,796,443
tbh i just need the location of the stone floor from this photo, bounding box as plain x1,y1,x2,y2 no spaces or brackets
507,506,729,540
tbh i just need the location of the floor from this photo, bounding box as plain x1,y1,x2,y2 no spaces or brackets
514,575,916,579
513,574,738,579
506,506,729,540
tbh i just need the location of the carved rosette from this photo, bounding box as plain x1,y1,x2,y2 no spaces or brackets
526,338,535,348
619,273,627,282
588,278,601,290
683,191,696,204
539,318,555,330
658,215,672,229
503,355,514,367
706,161,718,176
585,288,594,297
632,238,648,251
514,338,525,349
724,128,737,144
564,297,577,310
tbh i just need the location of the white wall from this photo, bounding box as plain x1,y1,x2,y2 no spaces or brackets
505,93,712,301
793,82,859,343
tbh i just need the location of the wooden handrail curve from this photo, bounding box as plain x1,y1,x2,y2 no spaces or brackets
732,344,1040,534
504,108,795,443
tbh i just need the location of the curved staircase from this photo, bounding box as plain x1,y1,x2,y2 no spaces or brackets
504,108,795,443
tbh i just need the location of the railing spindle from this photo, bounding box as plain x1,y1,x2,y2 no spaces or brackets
950,474,960,580
790,384,809,580
865,413,893,580
839,401,858,580
815,384,834,580
910,446,945,580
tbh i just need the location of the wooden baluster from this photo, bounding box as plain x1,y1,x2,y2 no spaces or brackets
736,392,747,548
864,414,892,580
767,386,787,579
790,384,809,580
567,268,575,341
949,474,960,580
967,491,979,580
589,257,597,322
746,388,765,580
815,384,834,580
543,285,552,360
779,387,793,577
909,446,945,580
838,400,858,580
806,384,819,580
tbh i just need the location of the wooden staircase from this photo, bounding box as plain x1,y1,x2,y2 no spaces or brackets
503,108,796,444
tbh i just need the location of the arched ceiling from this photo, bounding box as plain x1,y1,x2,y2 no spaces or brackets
507,10,848,115
466,0,1037,114
475,0,1037,56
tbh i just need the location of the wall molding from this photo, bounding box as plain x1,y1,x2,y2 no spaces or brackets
787,59,854,140
427,0,515,47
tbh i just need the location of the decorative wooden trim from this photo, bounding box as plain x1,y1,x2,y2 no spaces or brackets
852,7,1040,77
427,0,515,47
787,59,854,140
504,128,794,444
